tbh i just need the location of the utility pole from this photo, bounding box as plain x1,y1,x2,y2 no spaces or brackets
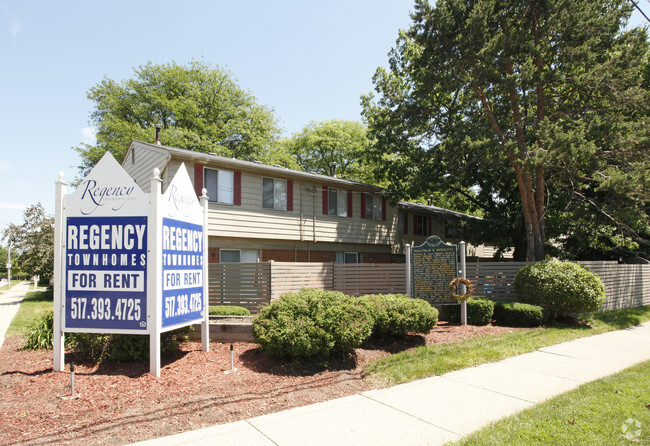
6,244,11,287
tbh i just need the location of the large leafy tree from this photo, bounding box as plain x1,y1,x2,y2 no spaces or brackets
2,203,55,279
281,120,381,184
362,0,650,261
76,60,280,174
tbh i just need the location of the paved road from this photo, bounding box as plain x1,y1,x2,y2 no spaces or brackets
0,281,32,347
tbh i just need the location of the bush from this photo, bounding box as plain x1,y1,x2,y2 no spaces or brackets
444,298,495,325
209,305,251,316
22,311,54,350
252,289,373,359
21,311,191,363
493,302,544,327
68,327,191,363
360,294,438,337
514,260,605,318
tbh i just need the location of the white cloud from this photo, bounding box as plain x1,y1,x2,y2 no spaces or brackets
0,202,26,211
81,127,97,145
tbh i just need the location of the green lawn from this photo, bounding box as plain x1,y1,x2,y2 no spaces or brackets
451,360,650,445
366,306,650,386
5,288,53,338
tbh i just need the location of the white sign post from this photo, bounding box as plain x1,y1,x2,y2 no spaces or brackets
54,153,208,377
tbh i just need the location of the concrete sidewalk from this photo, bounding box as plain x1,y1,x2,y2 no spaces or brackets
133,321,650,446
0,281,31,348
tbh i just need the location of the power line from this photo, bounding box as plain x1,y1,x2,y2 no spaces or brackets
630,0,650,23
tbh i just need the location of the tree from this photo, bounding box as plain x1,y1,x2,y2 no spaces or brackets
362,0,650,261
281,120,382,184
76,60,280,174
2,203,55,279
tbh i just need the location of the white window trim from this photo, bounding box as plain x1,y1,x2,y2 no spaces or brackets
205,167,234,205
328,188,348,217
262,177,287,211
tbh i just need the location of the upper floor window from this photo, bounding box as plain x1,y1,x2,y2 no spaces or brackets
205,168,234,204
328,188,348,217
414,215,429,236
263,177,287,210
398,211,408,234
364,193,383,221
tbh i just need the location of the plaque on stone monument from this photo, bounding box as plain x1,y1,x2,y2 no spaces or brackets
411,236,458,305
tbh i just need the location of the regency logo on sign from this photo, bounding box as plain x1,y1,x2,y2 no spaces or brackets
165,183,197,219
79,179,137,215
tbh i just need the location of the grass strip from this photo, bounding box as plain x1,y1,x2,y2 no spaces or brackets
366,306,650,386
451,360,650,445
5,288,53,338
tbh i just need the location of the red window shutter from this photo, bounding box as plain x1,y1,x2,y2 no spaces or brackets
234,171,242,205
413,215,418,235
404,213,409,235
322,186,328,215
194,164,204,198
382,197,387,221
287,180,294,211
360,193,366,219
347,190,353,217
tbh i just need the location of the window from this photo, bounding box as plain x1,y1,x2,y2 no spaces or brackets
205,168,234,204
398,212,408,235
263,177,287,210
328,188,348,217
414,215,429,236
364,193,383,221
336,252,360,264
220,249,261,263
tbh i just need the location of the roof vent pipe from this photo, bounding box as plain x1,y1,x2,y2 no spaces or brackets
154,124,162,145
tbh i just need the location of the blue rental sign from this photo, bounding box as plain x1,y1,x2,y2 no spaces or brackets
161,218,203,328
65,216,148,330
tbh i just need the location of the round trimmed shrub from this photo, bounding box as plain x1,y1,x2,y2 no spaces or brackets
252,289,373,359
361,294,438,337
493,302,544,327
514,260,605,318
444,298,495,325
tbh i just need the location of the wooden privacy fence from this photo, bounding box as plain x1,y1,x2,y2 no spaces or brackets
208,262,271,314
208,260,650,314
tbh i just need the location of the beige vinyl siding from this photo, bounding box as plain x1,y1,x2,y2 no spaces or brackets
123,143,170,192
204,169,397,246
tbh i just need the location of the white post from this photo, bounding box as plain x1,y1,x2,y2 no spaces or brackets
459,241,467,326
53,172,67,372
6,245,10,288
200,188,209,353
149,168,163,377
405,244,412,298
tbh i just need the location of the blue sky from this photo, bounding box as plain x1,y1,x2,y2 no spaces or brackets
0,1,647,237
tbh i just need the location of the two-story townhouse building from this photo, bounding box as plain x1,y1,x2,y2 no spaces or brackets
124,140,398,264
123,140,503,263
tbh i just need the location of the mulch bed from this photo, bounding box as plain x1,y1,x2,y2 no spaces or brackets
0,323,526,445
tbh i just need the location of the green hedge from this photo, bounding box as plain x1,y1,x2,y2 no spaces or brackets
493,302,544,327
209,305,251,316
443,298,495,325
360,294,438,337
514,260,605,318
252,289,373,359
